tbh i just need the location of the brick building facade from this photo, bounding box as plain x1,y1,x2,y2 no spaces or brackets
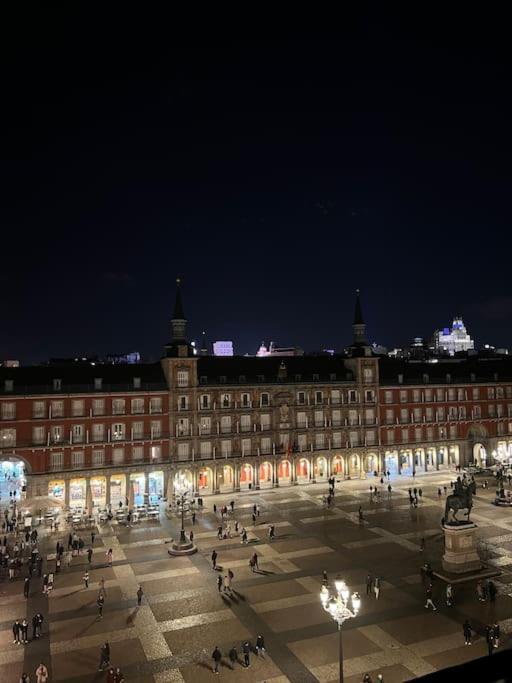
1,286,511,507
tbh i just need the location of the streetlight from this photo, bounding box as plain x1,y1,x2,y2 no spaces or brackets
320,577,361,683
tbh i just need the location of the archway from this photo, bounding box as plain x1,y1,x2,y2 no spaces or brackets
385,451,399,475
130,473,146,505
110,474,126,508
90,476,107,507
149,471,164,502
240,463,254,490
332,455,344,476
365,453,378,474
259,461,273,488
218,465,235,493
473,443,487,467
48,479,65,502
278,459,291,486
297,458,310,483
198,467,213,495
348,453,360,478
399,450,413,475
315,457,328,481
0,457,28,501
69,478,86,509
174,470,193,496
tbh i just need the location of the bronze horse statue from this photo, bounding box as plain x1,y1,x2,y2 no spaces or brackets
444,486,473,524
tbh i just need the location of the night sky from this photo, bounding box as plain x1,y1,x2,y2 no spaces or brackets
2,16,512,363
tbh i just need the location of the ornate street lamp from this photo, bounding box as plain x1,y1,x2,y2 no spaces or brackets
320,577,361,683
168,475,197,556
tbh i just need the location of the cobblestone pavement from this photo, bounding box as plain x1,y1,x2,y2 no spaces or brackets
1,471,512,682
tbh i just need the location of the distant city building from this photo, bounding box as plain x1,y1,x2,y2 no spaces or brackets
256,342,304,357
0,360,20,368
106,351,141,365
213,341,234,357
433,317,474,356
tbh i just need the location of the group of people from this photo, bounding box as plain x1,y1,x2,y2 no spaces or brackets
12,613,43,644
18,663,49,683
365,573,381,600
98,641,125,681
476,579,498,603
211,636,265,673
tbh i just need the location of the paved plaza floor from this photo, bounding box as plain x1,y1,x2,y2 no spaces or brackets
1,470,512,682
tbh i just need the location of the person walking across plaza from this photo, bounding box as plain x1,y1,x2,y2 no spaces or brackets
486,625,495,656
211,549,217,570
255,634,266,657
87,546,93,564
12,619,20,645
21,618,29,644
106,548,113,566
251,552,259,571
137,585,143,606
98,641,110,670
217,575,222,592
228,645,238,669
35,663,48,683
463,619,472,645
83,570,89,589
211,645,222,674
446,583,453,607
424,584,437,611
493,622,500,649
374,576,381,600
242,640,251,668
24,577,30,598
366,573,373,596
97,593,105,618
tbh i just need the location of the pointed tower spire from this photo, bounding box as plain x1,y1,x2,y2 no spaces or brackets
200,330,208,356
171,277,187,343
352,289,367,346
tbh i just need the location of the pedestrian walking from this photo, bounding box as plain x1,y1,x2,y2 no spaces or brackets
463,619,472,645
424,584,437,611
252,552,259,570
322,570,328,586
35,663,48,683
97,594,105,618
83,571,89,589
223,574,231,593
213,504,217,514
42,574,48,595
358,506,364,521
228,645,238,669
190,530,194,544
493,622,500,649
486,625,495,656
24,577,30,598
446,583,453,607
217,575,222,592
374,576,380,600
98,641,110,670
211,550,217,570
255,634,266,656
241,528,248,544
419,488,423,500
137,585,143,605
106,548,113,566
12,619,20,644
366,573,373,595
268,525,275,540
488,580,497,603
87,547,93,563
20,674,30,683
477,580,485,602
114,667,124,683
91,531,95,545
212,645,222,674
230,500,235,511
192,512,196,525
242,640,251,667
253,504,257,515
217,525,223,540
66,551,72,568
256,505,260,516
21,618,29,643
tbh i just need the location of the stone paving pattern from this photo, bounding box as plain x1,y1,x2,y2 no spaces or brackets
1,471,512,682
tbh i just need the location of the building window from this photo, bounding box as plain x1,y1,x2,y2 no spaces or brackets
177,418,189,436
349,431,359,447
51,452,63,470
200,395,210,409
179,396,188,411
366,430,376,445
415,428,422,442
297,391,306,405
92,450,104,466
72,400,85,417
315,391,323,405
239,375,246,383
295,374,302,382
71,451,84,469
51,425,62,443
150,397,163,413
112,399,125,415
472,388,480,400
385,391,393,404
131,398,144,414
72,424,84,443
257,375,265,383
488,387,495,399
52,378,62,391
221,440,232,457
132,421,144,439
51,400,64,417
200,442,212,458
240,415,251,432
260,393,269,407
151,420,162,438
385,409,394,425
241,393,251,407
401,428,408,443
425,389,432,402
363,367,374,383
177,370,189,387
132,445,144,461
413,408,421,423
260,414,271,431
112,423,125,440
365,390,374,403
426,407,433,421
349,390,357,403
177,443,189,459
331,390,340,405
313,374,319,381
332,432,342,447
261,437,271,454
449,425,457,438
33,401,46,419
314,410,323,427
426,427,434,441
94,377,103,390
92,424,105,442
242,438,251,455
413,390,420,403
448,389,456,402
315,433,325,449
219,376,227,384
400,408,408,424
4,380,13,392
93,399,105,416
200,417,211,435
220,416,231,434
200,376,208,384
473,406,481,418
221,394,231,408
133,377,141,389
488,405,496,418
387,431,395,444
1,402,15,420
112,448,124,464
32,426,45,445
399,390,407,403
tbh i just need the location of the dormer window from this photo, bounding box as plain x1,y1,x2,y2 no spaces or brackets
133,377,141,389
295,374,302,382
94,378,103,391
53,378,62,391
422,373,429,384
257,375,265,383
219,376,227,384
398,374,403,385
330,373,336,381
200,376,207,384
239,375,246,383
4,380,13,392
446,373,452,384
313,374,319,381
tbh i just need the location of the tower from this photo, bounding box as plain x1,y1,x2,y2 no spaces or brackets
165,278,194,358
200,331,208,356
352,289,367,347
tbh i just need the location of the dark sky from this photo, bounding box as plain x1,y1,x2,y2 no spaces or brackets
2,14,512,363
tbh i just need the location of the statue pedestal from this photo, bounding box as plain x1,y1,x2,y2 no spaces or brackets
442,523,481,574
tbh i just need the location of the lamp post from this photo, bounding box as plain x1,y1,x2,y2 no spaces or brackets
168,476,197,556
320,578,361,683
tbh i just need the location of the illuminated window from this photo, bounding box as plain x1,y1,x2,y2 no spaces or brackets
177,370,189,387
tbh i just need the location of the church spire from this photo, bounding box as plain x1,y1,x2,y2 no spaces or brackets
171,277,187,343
352,289,367,346
200,330,208,356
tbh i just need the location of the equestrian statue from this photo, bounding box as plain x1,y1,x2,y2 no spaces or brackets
444,476,474,525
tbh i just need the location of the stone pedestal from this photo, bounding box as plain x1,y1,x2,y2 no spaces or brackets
442,523,481,574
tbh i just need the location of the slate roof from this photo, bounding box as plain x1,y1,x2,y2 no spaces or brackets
379,357,512,386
